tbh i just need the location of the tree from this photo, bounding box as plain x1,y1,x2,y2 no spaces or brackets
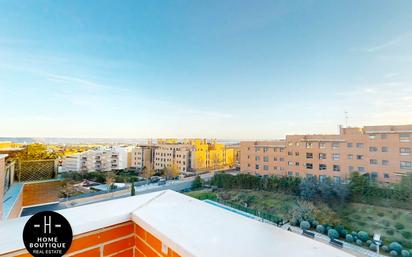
165,162,180,179
349,172,370,199
141,166,155,179
299,176,319,200
106,172,116,194
130,178,136,196
192,175,203,190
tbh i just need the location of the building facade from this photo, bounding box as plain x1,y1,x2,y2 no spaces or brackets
240,125,412,183
153,144,191,173
128,146,154,170
63,147,129,172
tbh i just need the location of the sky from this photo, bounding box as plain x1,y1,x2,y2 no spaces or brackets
0,0,412,139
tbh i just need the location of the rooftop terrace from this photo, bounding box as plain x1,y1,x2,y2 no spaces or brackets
0,190,354,257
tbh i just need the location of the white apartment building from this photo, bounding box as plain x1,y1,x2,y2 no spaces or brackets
63,147,128,172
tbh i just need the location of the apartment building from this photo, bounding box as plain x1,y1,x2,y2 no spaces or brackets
154,144,191,173
188,139,237,171
63,147,128,172
240,125,412,183
128,145,154,170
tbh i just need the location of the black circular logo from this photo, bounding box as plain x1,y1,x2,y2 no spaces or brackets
23,211,73,257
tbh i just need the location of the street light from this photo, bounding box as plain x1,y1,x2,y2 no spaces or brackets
373,233,382,254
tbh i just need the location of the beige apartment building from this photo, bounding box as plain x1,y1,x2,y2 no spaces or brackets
128,145,154,170
240,125,412,183
154,144,191,173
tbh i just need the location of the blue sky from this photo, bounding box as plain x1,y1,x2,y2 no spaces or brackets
0,0,411,139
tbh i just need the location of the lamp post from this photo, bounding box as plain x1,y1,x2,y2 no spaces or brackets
373,233,382,255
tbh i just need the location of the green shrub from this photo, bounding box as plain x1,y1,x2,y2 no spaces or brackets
401,250,410,257
369,243,377,251
378,212,385,217
382,245,388,252
351,231,357,237
396,223,405,230
345,234,354,242
401,231,412,239
340,229,348,238
300,221,311,230
328,229,339,240
390,250,398,256
316,225,325,234
357,231,369,242
312,220,319,227
387,229,395,235
390,242,403,254
356,239,363,246
367,240,372,245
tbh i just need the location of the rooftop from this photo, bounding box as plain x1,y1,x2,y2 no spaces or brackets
0,190,354,257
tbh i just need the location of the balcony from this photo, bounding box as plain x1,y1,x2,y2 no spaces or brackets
0,190,354,257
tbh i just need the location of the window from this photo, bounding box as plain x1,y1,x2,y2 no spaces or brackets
332,153,340,161
384,173,390,179
319,164,327,170
255,147,259,152
347,143,353,148
247,155,250,159
247,147,250,151
279,148,285,152
295,142,300,146
263,147,268,152
263,165,269,171
349,166,354,172
255,156,260,161
288,151,293,156
295,172,299,177
288,161,294,166
305,163,313,169
400,147,411,155
273,166,278,170
288,142,293,146
370,172,378,181
279,157,285,161
295,152,299,156
332,142,340,149
356,143,364,148
320,142,327,148
319,175,327,182
400,161,412,169
370,159,378,165
274,157,278,161
247,163,251,167
348,154,353,160
358,166,365,172
333,165,341,171
369,134,376,139
369,147,378,152
255,164,260,170
295,162,300,166
381,134,387,139
382,146,388,152
263,156,269,162
319,153,327,160
382,160,389,166
306,142,312,148
288,171,293,177
306,152,313,159
356,155,364,160
400,134,410,142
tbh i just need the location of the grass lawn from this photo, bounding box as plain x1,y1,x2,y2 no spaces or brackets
186,189,412,249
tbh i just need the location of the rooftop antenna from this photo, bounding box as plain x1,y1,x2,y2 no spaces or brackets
344,111,349,128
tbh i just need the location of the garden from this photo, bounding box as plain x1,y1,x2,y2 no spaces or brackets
187,172,412,256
